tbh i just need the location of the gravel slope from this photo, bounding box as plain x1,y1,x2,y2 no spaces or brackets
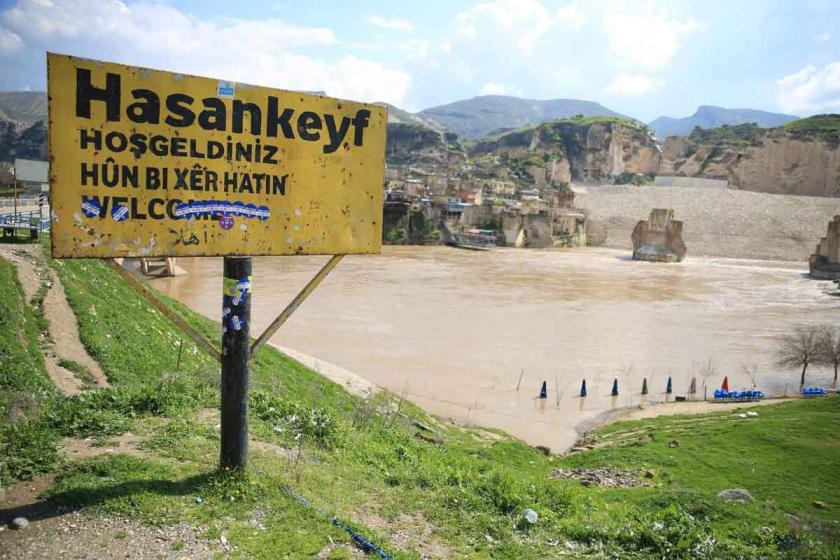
576,185,840,261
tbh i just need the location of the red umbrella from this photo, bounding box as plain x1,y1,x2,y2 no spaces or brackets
721,376,729,391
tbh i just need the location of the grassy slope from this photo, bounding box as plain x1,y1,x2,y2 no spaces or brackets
783,114,840,135
0,255,60,482
0,256,51,399
2,244,837,559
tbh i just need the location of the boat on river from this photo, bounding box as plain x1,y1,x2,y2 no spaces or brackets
447,228,497,251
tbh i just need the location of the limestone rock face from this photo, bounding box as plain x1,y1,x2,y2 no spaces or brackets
631,208,686,262
386,123,461,165
809,215,840,279
659,130,840,197
471,121,660,184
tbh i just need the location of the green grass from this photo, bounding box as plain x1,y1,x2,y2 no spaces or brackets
783,114,840,134
2,243,840,558
0,256,51,397
560,399,840,529
0,255,60,482
688,123,764,145
551,114,648,130
783,114,840,145
57,358,96,388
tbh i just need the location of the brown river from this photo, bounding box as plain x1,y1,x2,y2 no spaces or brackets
150,247,840,451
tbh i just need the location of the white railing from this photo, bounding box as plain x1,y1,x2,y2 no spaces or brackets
0,197,41,208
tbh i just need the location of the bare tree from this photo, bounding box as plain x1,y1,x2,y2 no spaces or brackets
741,364,759,388
698,359,717,397
817,326,840,386
776,326,821,387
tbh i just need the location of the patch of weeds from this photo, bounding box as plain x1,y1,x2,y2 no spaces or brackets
51,372,219,439
142,418,217,462
47,454,206,525
30,273,50,343
250,390,341,448
58,358,97,389
198,469,263,505
0,419,60,485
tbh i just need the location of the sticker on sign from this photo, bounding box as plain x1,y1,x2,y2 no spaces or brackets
217,81,235,98
47,53,386,258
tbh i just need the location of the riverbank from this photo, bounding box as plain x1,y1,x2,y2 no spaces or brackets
2,245,839,558
149,245,840,453
247,342,805,454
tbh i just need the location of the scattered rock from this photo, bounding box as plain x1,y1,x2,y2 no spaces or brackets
414,432,444,446
10,517,29,530
813,501,826,509
553,467,653,488
668,440,680,448
718,489,754,503
534,445,551,456
644,469,656,479
570,446,587,453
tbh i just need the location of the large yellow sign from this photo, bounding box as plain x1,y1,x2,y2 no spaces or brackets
47,53,386,258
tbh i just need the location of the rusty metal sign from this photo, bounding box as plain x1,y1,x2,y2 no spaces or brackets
47,53,386,258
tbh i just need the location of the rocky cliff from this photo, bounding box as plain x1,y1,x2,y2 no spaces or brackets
659,117,840,197
471,117,660,184
386,122,461,165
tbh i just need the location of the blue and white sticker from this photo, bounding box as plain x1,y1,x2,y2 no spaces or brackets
81,198,101,218
217,81,235,99
222,306,231,318
229,315,244,331
112,204,129,222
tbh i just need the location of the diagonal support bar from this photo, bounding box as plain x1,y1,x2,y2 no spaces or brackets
250,254,343,359
105,258,223,364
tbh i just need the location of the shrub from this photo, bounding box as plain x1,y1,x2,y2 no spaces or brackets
0,420,60,484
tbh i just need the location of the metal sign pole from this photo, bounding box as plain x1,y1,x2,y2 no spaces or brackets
12,165,17,218
220,256,252,471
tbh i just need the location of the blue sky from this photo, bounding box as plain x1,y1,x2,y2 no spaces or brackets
1,0,838,122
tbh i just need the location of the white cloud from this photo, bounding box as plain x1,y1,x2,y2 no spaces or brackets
0,0,410,106
0,27,22,53
601,0,703,72
456,0,586,54
815,32,831,42
368,15,413,33
776,62,840,113
603,72,665,95
479,82,523,96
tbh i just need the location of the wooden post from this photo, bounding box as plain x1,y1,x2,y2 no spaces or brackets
220,256,251,471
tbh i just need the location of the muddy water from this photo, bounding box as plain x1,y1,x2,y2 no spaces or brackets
150,247,840,451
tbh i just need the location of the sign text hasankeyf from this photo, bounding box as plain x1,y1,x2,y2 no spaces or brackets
48,53,386,258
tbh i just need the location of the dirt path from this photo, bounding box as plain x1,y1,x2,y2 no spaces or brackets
0,477,219,559
0,244,108,395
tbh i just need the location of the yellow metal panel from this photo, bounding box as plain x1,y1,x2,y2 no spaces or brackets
47,53,386,258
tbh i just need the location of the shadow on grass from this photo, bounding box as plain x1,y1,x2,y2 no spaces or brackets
0,471,216,526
